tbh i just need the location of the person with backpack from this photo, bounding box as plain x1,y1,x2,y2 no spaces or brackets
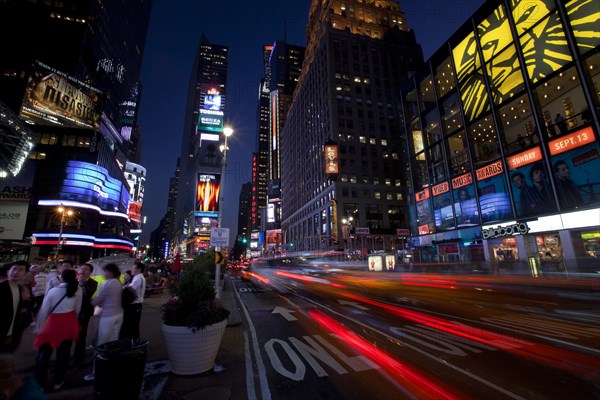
119,262,146,339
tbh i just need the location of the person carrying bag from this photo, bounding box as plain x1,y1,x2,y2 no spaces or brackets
33,269,82,392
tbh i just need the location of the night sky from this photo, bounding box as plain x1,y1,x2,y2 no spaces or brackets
138,0,485,243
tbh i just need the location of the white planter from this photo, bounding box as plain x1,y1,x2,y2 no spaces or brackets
161,319,227,375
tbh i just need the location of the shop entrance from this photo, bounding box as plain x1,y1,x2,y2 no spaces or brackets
536,234,565,274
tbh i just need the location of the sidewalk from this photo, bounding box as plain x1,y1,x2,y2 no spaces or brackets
9,274,245,400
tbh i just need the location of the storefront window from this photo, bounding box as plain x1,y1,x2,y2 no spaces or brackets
441,92,463,134
536,234,565,273
412,152,429,189
566,0,600,56
447,132,470,176
535,66,589,137
468,114,500,167
435,57,456,98
573,231,600,273
519,11,573,84
491,237,519,262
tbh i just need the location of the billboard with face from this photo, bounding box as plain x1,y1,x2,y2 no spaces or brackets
196,173,221,212
20,61,102,130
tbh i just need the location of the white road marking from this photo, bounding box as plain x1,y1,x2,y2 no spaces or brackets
244,331,257,400
272,306,298,321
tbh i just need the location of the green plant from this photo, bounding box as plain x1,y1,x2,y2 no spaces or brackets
161,253,229,331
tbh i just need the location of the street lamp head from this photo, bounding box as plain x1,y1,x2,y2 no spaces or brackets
58,206,64,213
67,210,73,216
223,126,233,137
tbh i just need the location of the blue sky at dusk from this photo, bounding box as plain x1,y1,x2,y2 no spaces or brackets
138,0,486,242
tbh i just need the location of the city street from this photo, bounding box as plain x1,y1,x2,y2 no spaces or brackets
236,265,600,399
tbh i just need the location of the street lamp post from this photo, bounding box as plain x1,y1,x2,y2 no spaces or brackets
215,126,233,298
56,205,73,257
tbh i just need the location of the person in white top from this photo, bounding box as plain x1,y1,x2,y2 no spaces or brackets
34,269,82,391
119,261,146,339
84,263,123,382
46,260,74,292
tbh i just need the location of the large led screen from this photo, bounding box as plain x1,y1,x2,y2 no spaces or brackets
475,161,513,223
20,61,102,130
58,161,130,213
197,84,224,133
196,173,221,213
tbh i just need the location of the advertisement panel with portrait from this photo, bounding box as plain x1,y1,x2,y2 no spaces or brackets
451,172,479,227
548,127,600,211
508,147,557,218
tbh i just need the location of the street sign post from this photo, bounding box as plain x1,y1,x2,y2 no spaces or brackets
210,227,229,298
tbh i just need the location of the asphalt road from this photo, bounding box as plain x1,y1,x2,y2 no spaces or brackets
234,265,600,400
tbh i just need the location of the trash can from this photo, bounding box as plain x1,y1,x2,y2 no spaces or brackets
93,339,149,400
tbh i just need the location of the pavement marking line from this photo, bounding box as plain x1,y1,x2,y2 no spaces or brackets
235,280,272,400
245,330,258,400
293,293,527,400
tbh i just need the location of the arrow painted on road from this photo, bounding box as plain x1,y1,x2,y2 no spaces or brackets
272,306,298,321
337,300,369,310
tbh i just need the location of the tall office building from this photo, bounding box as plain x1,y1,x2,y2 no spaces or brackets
399,0,599,273
0,0,152,261
174,35,229,257
237,182,253,243
253,45,274,232
281,0,423,253
264,41,305,253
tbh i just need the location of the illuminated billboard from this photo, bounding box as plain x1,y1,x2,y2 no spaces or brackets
20,61,102,130
324,143,339,174
196,173,221,212
197,85,224,133
56,161,130,213
128,201,142,228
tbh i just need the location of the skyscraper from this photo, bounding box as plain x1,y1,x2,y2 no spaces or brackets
281,0,423,253
174,35,229,256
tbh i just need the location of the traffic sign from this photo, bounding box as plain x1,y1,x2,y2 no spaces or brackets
210,227,230,247
215,251,224,264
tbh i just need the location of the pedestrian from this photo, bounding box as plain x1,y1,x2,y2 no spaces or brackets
120,262,146,339
30,264,48,317
555,113,567,133
73,263,98,369
0,261,33,353
84,263,123,382
46,260,74,292
33,269,82,391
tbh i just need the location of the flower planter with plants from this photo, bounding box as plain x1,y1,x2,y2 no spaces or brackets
161,252,230,375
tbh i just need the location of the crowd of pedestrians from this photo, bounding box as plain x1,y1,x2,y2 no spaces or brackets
0,258,149,395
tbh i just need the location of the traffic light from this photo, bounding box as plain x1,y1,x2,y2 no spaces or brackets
290,242,294,247
242,236,247,244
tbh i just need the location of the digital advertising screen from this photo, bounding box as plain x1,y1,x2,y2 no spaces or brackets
475,161,512,223
128,201,142,228
57,161,129,213
20,61,102,130
196,173,221,213
197,84,224,133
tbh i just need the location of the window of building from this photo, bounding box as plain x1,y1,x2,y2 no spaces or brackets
409,118,423,156
359,135,366,143
369,137,376,145
404,86,419,121
496,93,538,155
467,114,500,167
423,108,442,145
435,57,455,98
535,65,589,137
447,132,469,177
381,139,387,146
428,143,447,183
485,43,525,106
39,133,58,145
441,92,463,134
584,52,599,105
419,74,436,111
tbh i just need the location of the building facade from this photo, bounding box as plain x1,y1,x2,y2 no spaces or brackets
173,35,229,257
0,0,152,262
400,0,600,274
281,0,423,254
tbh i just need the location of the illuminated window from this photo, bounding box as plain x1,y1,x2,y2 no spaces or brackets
566,0,600,55
510,0,554,36
484,43,525,105
452,31,482,83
